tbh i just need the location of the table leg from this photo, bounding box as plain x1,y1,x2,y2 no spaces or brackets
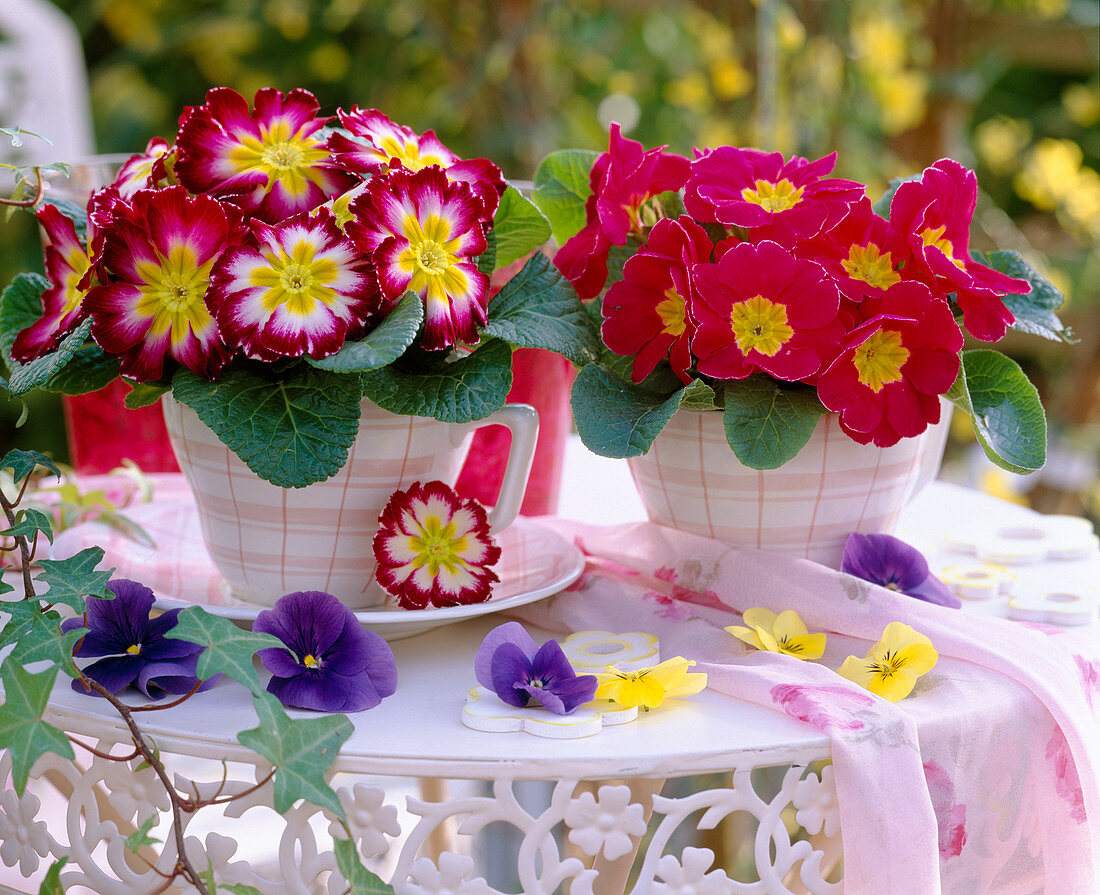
582,777,665,895
417,777,456,860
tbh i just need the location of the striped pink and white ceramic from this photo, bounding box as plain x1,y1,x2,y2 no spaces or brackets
161,396,538,609
627,407,951,568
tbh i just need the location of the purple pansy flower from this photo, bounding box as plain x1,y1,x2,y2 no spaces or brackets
474,622,597,715
62,579,213,699
841,532,961,608
254,591,397,713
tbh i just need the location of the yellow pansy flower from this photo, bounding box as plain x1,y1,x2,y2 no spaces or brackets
593,657,707,711
726,608,827,661
837,622,938,702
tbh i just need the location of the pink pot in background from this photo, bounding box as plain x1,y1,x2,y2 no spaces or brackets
63,382,179,475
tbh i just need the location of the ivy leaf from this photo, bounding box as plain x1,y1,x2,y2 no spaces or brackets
34,547,114,613
482,253,600,365
124,380,171,409
0,272,48,363
306,293,423,373
7,317,94,396
223,885,267,895
946,349,1046,473
163,607,282,696
0,448,61,485
359,338,512,423
722,377,825,470
5,608,83,678
971,250,1073,343
570,365,685,458
0,662,74,794
171,364,363,489
237,692,352,817
334,838,395,894
491,185,551,270
124,814,162,853
1,508,55,544
37,857,68,895
532,149,598,244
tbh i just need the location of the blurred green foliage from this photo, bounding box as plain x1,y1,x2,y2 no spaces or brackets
2,0,1097,481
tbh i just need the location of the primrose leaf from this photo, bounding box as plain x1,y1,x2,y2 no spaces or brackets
307,293,423,373
491,186,551,269
570,365,685,458
532,149,598,245
721,377,826,470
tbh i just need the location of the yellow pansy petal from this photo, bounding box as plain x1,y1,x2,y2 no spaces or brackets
754,625,781,652
725,624,766,650
664,669,708,698
894,642,939,677
788,632,828,661
773,609,810,639
874,621,933,657
742,607,779,630
872,669,920,702
837,655,878,689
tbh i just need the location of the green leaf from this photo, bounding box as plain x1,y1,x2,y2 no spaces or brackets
476,227,497,278
0,448,61,484
124,380,170,409
0,662,74,794
5,609,83,679
722,377,826,470
237,692,352,817
946,349,1046,474
532,149,598,244
171,364,363,488
42,198,89,243
570,365,685,458
163,607,282,696
872,174,920,218
8,317,95,396
359,338,512,423
678,379,719,411
124,814,161,852
2,508,54,544
37,857,68,895
482,253,600,365
42,346,120,396
223,885,267,895
491,186,551,269
603,239,640,293
334,838,395,894
34,547,114,613
307,293,423,373
0,272,48,363
972,250,1073,343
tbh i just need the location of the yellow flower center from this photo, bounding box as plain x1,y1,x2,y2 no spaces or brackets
730,295,794,356
741,178,805,212
61,249,93,314
853,328,909,392
126,644,141,655
414,241,449,275
135,245,218,346
655,289,687,337
409,515,469,576
841,243,901,289
920,226,966,269
250,238,341,317
376,136,447,172
398,213,471,306
302,654,319,668
228,120,331,198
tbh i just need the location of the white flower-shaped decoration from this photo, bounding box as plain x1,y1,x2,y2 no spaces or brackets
1007,590,1100,626
653,847,733,894
563,785,647,860
103,757,171,823
328,783,401,859
561,630,660,673
406,852,493,895
792,764,839,838
462,686,637,739
943,515,1098,563
0,788,51,875
937,564,1016,600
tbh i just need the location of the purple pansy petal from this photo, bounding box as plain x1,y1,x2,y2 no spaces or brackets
255,646,303,679
356,629,398,698
489,641,536,708
906,575,962,608
255,591,348,661
548,673,600,714
474,622,538,689
524,684,566,714
73,654,143,695
336,672,387,713
134,657,205,699
842,532,960,608
268,669,352,713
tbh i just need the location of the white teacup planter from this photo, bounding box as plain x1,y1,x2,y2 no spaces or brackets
627,408,951,569
162,395,538,609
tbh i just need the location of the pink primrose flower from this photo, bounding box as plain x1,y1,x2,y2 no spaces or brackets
174,87,357,224
207,208,382,361
111,137,174,199
601,215,713,384
346,167,489,351
685,148,865,241
373,480,501,610
84,186,244,381
329,107,505,220
816,281,963,447
690,239,844,382
889,158,1029,341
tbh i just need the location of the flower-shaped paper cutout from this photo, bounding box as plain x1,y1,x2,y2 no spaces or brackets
462,685,637,739
726,608,827,660
373,481,501,609
563,784,648,860
254,590,397,712
593,657,707,710
837,622,938,702
560,630,660,674
937,564,1016,601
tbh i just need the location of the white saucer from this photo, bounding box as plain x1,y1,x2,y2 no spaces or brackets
51,491,585,641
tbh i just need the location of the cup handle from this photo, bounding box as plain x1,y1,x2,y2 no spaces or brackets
468,403,539,532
